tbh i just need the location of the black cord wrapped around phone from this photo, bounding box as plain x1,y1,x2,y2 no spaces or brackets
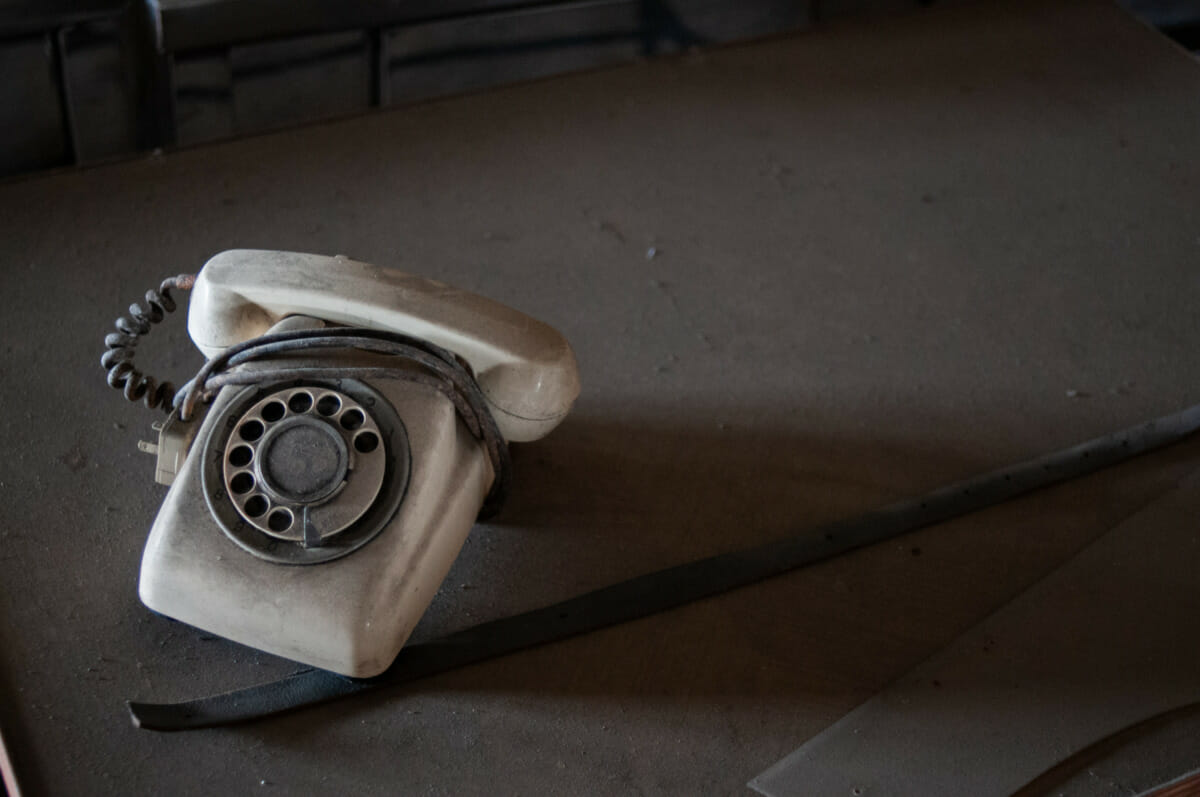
101,280,513,516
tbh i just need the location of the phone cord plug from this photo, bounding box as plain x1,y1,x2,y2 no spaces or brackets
100,274,196,411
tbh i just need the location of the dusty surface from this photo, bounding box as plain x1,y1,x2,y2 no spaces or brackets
751,471,1200,796
1,0,1199,793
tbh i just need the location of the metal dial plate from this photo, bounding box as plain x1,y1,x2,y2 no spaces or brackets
202,379,411,565
222,386,385,543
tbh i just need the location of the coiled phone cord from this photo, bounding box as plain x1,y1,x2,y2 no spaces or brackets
101,279,511,515
100,274,197,410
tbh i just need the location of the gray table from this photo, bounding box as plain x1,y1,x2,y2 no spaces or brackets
2,1,1200,793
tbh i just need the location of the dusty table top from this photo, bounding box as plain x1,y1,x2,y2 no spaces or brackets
2,0,1199,793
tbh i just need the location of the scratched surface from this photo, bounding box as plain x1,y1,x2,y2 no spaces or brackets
2,1,1200,794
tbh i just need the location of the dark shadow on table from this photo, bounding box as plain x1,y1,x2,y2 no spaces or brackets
195,406,1200,748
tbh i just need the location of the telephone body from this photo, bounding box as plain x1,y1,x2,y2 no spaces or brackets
137,250,579,678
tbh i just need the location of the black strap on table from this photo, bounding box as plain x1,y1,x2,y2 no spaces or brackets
129,402,1200,731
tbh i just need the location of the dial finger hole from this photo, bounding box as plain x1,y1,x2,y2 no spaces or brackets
239,420,265,441
288,392,313,414
260,401,286,422
354,431,379,453
228,445,253,467
244,494,269,517
316,394,341,417
340,408,365,430
230,472,255,494
267,508,294,532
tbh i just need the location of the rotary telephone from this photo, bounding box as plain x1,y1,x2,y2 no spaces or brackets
103,250,579,677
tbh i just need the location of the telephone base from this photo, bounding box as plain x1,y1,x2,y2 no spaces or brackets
138,377,492,678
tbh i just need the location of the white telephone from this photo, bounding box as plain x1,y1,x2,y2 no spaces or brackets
105,250,579,677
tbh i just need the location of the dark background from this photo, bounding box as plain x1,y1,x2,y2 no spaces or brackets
0,0,1197,179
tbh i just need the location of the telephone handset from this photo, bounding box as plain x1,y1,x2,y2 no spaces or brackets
110,250,579,678
188,250,578,442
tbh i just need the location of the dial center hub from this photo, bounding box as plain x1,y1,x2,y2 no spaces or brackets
258,417,348,503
